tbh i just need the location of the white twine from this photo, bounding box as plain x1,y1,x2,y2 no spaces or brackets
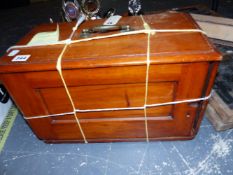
6,29,206,52
24,93,211,120
55,16,88,143
141,15,152,142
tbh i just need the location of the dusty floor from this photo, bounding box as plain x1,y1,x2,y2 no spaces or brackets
0,114,232,175
0,0,233,174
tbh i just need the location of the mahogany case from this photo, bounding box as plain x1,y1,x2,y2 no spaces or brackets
0,12,222,143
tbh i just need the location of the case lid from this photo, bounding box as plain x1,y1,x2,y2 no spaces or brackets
0,12,221,73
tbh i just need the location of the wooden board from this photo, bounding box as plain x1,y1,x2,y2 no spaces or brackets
206,104,233,131
191,13,233,42
206,90,233,131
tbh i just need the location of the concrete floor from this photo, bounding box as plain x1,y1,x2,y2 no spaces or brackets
0,114,233,175
0,0,233,174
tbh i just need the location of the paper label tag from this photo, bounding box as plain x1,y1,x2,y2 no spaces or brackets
104,15,122,25
27,24,59,46
12,55,30,62
8,50,20,57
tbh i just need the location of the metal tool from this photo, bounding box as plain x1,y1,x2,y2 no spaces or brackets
80,25,131,38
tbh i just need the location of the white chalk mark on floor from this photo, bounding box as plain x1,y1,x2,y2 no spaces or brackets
172,144,194,175
104,142,112,175
135,144,148,174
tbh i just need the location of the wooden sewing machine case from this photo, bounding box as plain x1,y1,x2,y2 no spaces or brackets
0,12,221,143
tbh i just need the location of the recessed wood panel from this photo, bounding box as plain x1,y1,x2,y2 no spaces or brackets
40,82,176,119
50,116,173,140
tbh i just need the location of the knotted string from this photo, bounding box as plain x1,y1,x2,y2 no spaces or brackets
56,16,88,143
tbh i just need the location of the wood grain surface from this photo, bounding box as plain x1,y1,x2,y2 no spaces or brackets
0,12,222,142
